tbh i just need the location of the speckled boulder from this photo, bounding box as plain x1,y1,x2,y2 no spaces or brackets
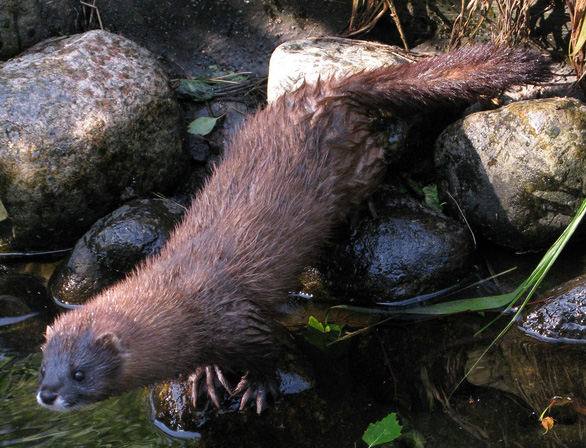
435,98,586,250
0,0,80,60
49,198,185,306
0,30,186,250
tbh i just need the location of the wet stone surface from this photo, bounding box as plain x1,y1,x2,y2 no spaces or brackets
151,331,388,448
321,186,474,303
521,273,586,341
49,198,185,306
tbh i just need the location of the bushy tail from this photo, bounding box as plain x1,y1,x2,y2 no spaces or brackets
337,45,551,116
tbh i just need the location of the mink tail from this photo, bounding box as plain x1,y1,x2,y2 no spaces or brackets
336,44,551,116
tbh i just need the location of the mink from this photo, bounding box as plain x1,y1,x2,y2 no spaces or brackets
37,44,550,414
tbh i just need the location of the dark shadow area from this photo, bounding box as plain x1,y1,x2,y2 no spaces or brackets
93,0,351,77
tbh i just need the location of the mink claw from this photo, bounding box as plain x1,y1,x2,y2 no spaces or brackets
188,364,233,410
205,366,222,409
188,367,204,409
256,385,267,414
239,386,255,411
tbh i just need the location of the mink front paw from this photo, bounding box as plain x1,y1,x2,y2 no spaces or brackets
232,371,278,415
188,365,233,409
189,366,279,414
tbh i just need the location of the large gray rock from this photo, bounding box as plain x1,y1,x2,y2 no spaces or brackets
435,98,586,250
0,30,186,250
0,0,80,60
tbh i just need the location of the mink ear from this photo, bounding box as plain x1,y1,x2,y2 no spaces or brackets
96,332,125,355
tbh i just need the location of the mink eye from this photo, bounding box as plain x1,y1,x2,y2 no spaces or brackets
40,366,46,378
72,369,85,382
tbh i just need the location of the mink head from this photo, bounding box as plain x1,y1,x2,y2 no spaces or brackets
37,327,125,411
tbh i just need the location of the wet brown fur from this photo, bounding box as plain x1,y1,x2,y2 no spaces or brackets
41,44,550,405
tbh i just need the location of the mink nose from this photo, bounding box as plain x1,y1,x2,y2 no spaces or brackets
39,390,58,405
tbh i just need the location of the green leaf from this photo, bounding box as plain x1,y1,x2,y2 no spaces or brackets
174,79,215,101
187,116,219,136
404,180,443,212
362,413,402,447
307,315,326,333
396,287,523,315
303,315,346,354
422,184,443,212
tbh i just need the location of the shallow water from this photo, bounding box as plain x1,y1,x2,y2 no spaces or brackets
3,242,586,447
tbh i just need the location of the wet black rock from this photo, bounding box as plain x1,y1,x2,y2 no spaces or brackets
322,187,474,303
49,198,185,306
152,342,314,430
521,273,586,341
